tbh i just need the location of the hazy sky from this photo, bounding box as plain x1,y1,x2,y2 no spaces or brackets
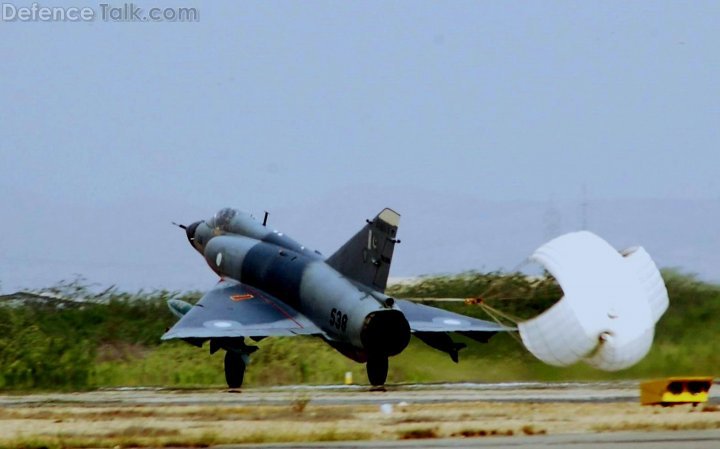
1,1,719,292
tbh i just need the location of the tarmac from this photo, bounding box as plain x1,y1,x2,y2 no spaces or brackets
1,381,718,448
1,380,717,407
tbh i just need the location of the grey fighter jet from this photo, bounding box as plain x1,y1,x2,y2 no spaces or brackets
164,208,508,388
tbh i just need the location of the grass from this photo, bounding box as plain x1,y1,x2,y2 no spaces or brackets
0,428,374,449
450,428,516,437
520,425,548,435
1,269,719,391
291,395,311,413
399,427,520,439
0,432,220,449
93,426,181,438
84,330,720,389
591,420,720,432
0,405,359,423
398,427,439,439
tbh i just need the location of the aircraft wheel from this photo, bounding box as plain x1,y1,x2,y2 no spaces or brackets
224,351,246,389
366,354,388,386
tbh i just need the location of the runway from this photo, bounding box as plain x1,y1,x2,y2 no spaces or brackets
0,382,717,448
0,381,717,407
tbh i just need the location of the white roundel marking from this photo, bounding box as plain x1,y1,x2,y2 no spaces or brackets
203,320,240,330
443,318,462,326
216,252,223,267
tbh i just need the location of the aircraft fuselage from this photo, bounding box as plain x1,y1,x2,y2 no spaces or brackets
186,209,411,360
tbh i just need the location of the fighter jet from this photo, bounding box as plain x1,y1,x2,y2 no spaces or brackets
163,207,508,388
163,207,669,388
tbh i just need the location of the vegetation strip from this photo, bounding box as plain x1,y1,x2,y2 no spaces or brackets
0,270,718,391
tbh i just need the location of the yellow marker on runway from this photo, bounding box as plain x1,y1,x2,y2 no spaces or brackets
640,377,713,406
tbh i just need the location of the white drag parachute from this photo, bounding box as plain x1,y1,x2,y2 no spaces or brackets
518,231,669,371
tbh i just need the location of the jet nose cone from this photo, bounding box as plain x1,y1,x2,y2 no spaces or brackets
185,221,202,246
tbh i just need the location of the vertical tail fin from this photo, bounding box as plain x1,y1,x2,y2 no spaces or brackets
326,208,400,292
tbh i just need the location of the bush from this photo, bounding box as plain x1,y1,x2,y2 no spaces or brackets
0,270,718,390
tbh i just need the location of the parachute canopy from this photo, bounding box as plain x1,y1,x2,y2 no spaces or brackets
518,231,669,371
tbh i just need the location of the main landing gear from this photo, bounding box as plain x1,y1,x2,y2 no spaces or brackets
366,354,389,388
209,337,256,390
224,350,246,389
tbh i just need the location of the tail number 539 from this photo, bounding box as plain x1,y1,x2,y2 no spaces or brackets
329,308,348,332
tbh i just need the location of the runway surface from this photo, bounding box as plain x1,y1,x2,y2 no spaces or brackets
1,382,718,448
1,381,717,407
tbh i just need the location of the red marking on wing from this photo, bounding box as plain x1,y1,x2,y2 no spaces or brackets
230,294,254,302
255,294,304,328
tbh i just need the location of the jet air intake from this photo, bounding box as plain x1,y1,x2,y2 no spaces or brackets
360,310,411,356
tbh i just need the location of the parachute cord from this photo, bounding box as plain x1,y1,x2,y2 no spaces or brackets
477,301,522,325
476,302,524,346
463,259,532,347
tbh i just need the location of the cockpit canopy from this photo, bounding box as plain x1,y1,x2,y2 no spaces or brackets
185,207,321,260
207,207,240,230
206,207,268,240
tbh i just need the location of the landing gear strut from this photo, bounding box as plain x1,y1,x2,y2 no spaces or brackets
224,350,246,389
366,354,388,386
